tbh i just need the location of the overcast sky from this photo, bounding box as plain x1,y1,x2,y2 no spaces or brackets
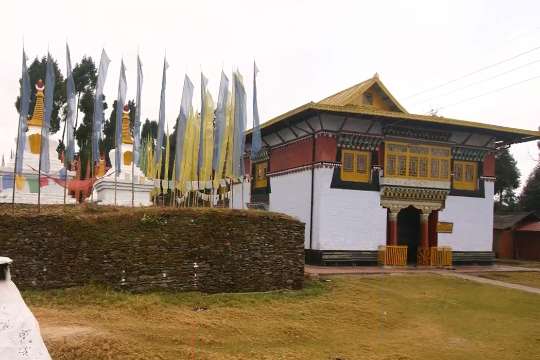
1,0,539,189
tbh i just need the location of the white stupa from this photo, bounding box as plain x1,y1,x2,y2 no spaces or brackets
93,105,154,206
0,80,75,204
0,257,52,359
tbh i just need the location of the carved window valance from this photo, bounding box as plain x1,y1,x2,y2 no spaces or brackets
337,134,381,151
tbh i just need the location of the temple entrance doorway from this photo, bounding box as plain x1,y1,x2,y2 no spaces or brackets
398,206,421,264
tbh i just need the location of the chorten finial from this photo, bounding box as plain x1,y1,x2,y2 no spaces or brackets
28,80,45,127
121,105,133,144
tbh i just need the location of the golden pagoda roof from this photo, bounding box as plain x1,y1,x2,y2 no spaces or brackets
318,73,407,113
28,80,45,128
246,74,540,143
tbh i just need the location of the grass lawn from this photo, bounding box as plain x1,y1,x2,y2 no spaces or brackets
25,274,540,360
473,271,540,289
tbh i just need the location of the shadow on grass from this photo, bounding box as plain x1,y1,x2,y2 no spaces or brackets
24,279,330,310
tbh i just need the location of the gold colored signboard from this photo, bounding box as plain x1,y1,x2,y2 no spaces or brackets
437,222,453,233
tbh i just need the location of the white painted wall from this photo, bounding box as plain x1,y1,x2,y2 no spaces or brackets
230,180,251,209
269,171,312,247
314,167,387,250
438,181,494,251
93,178,154,206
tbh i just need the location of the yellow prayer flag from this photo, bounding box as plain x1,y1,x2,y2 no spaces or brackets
200,92,215,183
15,174,25,191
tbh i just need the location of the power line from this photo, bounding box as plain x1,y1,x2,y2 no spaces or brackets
405,44,540,99
434,74,540,111
412,58,540,106
505,26,540,44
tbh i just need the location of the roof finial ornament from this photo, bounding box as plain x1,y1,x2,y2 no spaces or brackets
36,79,44,91
121,104,133,144
373,72,379,79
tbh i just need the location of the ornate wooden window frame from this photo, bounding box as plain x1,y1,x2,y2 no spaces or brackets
254,162,268,188
341,149,371,183
384,141,450,182
452,160,478,191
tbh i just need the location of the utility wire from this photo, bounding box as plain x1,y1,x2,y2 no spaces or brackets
405,44,540,99
434,74,540,111
412,58,540,106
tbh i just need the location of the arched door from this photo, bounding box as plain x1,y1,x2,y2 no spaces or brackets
398,206,421,264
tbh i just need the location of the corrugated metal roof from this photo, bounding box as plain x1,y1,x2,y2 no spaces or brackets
317,75,408,113
494,212,538,230
245,75,540,142
516,222,540,232
318,79,373,106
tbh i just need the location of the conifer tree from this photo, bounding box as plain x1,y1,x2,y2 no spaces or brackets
494,148,520,211
520,140,540,212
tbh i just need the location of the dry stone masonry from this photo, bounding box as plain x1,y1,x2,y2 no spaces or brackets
0,207,305,293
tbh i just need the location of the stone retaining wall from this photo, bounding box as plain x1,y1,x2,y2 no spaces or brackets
0,207,305,293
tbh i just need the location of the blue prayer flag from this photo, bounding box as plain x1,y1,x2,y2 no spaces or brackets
92,49,111,165
175,75,194,180
154,57,169,172
213,71,229,171
41,53,55,174
232,71,247,179
251,62,262,159
65,44,76,165
16,49,31,175
134,55,143,165
115,60,127,174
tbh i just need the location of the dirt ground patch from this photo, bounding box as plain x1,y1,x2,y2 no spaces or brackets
41,325,100,341
26,275,540,360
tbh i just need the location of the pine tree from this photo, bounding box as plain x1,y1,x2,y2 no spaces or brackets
494,148,520,211
520,163,540,212
15,56,66,133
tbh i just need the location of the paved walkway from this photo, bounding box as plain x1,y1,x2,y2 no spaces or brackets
438,271,540,295
305,264,540,276
305,265,540,295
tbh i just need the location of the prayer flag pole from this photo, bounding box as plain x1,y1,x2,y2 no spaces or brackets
13,48,31,213
114,60,128,206
11,120,21,214
63,153,67,209
154,56,168,207
64,44,77,209
114,170,117,205
175,75,194,209
38,53,56,212
131,145,135,207
92,49,111,204
132,55,143,208
37,138,42,212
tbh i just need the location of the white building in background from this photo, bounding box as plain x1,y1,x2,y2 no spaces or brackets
234,74,540,266
0,80,75,204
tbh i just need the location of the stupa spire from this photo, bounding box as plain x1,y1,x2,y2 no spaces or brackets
28,80,45,127
121,105,133,144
